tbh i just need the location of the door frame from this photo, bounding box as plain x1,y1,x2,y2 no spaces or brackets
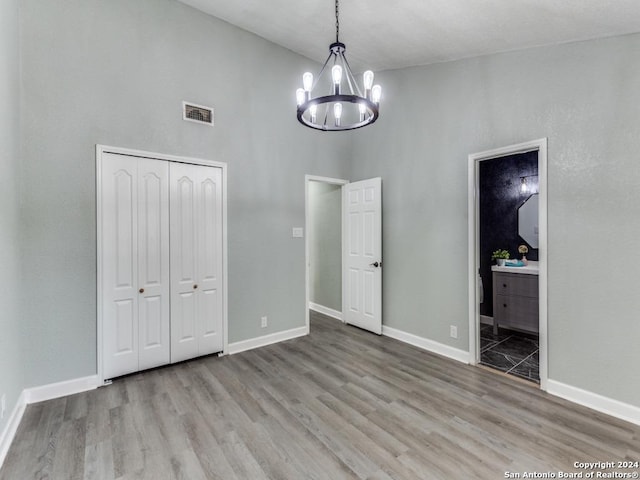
467,138,548,390
304,175,349,333
96,144,228,385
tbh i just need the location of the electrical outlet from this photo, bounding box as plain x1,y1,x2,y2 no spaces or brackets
261,316,268,328
450,326,458,339
1,394,6,420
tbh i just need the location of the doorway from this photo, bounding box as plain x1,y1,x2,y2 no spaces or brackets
468,139,548,389
304,175,383,336
305,176,348,333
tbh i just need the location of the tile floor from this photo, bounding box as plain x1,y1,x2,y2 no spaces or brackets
480,323,539,383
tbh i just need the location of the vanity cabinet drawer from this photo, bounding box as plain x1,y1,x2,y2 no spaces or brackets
494,294,539,332
493,272,538,298
492,271,539,334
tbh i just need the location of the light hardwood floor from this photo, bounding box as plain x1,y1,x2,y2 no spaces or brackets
2,312,638,479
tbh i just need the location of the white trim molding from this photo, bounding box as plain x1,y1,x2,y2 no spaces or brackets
0,391,27,468
0,375,99,468
382,325,470,364
304,175,349,335
228,327,308,355
547,380,640,426
24,375,99,404
468,138,548,390
309,302,343,321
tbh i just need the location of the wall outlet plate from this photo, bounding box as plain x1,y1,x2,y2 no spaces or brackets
261,316,268,328
450,326,458,339
292,227,303,238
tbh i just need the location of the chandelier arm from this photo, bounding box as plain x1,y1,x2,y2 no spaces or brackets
340,53,357,95
340,52,364,97
313,52,335,91
322,102,329,129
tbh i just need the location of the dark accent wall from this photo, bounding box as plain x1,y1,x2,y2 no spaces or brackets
479,151,538,317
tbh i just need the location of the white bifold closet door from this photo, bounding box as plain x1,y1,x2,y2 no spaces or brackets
170,162,224,363
101,154,170,379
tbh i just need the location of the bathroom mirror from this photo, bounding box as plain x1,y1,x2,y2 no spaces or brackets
518,193,539,248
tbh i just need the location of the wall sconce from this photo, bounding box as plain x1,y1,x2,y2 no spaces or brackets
519,174,538,194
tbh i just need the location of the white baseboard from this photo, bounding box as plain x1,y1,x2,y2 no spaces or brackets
309,302,343,321
228,326,308,355
547,379,640,426
24,375,99,404
0,374,100,469
0,391,27,468
382,325,470,364
480,315,494,325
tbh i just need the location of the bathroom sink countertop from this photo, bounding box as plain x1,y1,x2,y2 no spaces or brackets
492,260,539,275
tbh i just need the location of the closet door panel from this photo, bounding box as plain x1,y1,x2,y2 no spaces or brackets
137,159,170,370
170,163,200,362
199,289,221,353
197,168,223,355
174,291,197,344
101,153,139,379
114,300,135,355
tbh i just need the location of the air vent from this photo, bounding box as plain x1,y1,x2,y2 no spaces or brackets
183,101,214,126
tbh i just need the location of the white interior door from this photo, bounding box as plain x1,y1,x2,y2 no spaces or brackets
343,177,382,334
102,154,138,378
137,158,170,371
101,154,170,379
170,162,223,362
196,167,224,355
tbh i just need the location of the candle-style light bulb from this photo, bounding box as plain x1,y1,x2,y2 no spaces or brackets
359,103,367,121
363,70,374,98
371,84,382,104
310,104,317,123
331,65,342,95
303,72,313,101
296,88,305,106
334,102,342,127
303,72,313,91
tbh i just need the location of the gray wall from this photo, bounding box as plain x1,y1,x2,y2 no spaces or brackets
10,0,640,413
19,0,351,387
0,0,24,433
309,181,342,312
350,33,640,407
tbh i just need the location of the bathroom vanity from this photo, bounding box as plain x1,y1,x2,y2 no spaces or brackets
491,261,539,334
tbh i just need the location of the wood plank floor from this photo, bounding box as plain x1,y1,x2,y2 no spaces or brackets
2,311,638,479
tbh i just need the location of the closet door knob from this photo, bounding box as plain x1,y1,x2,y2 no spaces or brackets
139,288,144,294
193,284,198,289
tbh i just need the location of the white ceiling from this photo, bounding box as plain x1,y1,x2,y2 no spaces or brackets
178,0,640,72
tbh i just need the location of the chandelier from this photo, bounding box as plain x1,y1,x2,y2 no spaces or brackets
296,0,381,131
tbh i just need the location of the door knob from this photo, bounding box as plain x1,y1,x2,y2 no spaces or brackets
139,288,144,294
370,261,381,268
193,284,198,289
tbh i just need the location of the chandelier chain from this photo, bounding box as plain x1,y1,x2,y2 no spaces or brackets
335,0,340,42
